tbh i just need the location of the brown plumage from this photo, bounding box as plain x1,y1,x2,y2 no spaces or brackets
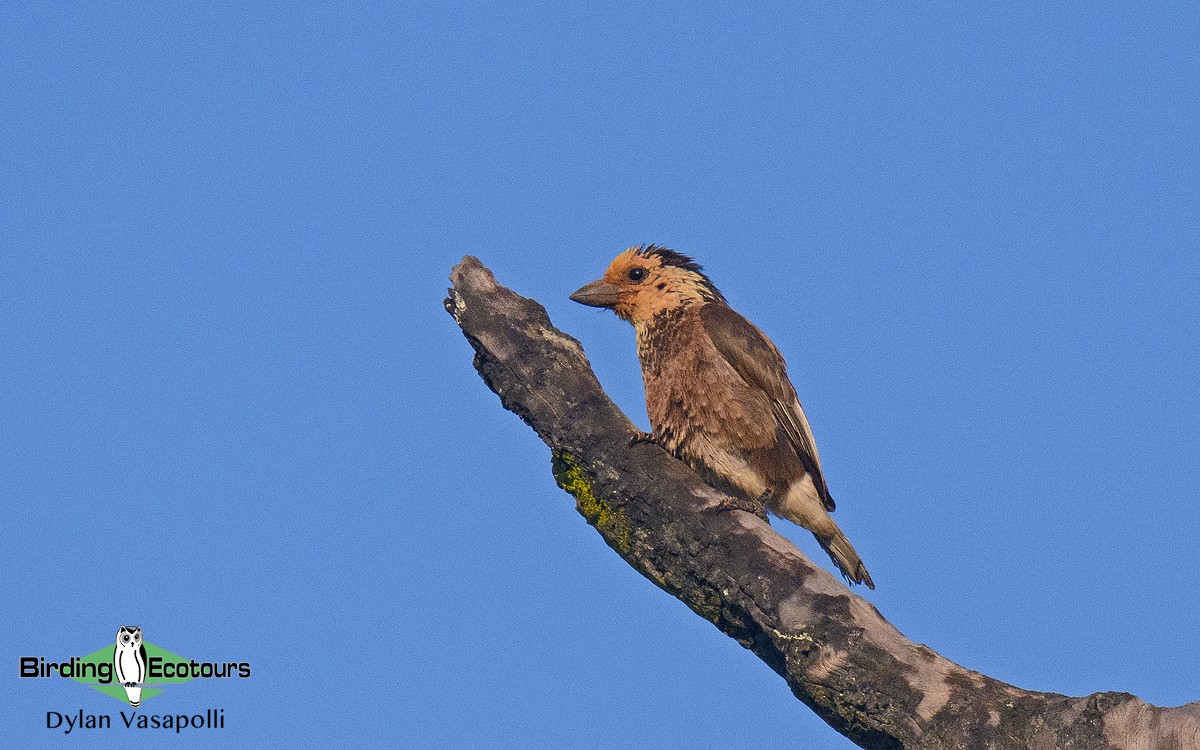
571,244,874,589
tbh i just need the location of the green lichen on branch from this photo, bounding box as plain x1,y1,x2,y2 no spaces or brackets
690,588,724,626
551,451,632,554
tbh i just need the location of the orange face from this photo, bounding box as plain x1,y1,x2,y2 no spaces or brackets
570,246,722,324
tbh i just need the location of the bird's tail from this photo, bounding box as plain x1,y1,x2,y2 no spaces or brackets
819,526,875,590
772,481,875,589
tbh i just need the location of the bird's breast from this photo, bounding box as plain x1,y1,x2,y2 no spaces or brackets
635,311,779,497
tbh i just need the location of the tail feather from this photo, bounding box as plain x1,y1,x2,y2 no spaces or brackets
770,479,875,589
820,528,875,590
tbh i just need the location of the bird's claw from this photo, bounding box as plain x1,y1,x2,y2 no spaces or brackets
717,496,770,524
629,430,660,447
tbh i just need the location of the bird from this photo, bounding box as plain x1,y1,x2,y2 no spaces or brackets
113,625,147,708
570,244,874,588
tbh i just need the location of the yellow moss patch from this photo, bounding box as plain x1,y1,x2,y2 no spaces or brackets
551,451,632,554
690,589,724,625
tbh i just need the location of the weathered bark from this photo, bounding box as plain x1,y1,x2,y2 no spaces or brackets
444,256,1200,750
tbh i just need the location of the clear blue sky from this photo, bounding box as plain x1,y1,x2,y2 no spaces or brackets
3,3,1198,748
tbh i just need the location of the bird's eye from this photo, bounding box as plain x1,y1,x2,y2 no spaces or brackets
628,267,647,282
122,635,129,643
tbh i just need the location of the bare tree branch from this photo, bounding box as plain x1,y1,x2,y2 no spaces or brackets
445,255,1200,750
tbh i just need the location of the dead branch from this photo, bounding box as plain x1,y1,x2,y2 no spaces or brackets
445,255,1199,750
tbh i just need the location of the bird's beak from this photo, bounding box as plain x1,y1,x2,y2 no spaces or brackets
570,279,622,309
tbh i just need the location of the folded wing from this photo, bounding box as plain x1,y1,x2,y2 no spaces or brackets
699,303,835,511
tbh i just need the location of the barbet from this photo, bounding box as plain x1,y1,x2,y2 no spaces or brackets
571,245,874,588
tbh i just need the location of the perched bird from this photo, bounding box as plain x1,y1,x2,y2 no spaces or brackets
571,244,874,588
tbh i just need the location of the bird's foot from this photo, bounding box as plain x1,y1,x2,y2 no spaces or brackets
629,430,660,447
716,495,770,524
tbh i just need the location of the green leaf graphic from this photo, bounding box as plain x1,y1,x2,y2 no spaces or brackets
72,642,195,704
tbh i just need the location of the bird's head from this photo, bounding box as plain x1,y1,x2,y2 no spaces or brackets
570,244,725,324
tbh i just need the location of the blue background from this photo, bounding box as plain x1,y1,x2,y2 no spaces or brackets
3,3,1198,748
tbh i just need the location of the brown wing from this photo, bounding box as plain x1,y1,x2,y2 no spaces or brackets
699,302,835,511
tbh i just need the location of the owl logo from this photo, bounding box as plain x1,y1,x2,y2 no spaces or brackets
113,626,147,709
